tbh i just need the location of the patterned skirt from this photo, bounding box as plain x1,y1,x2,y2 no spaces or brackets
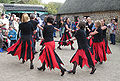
58,32,73,46
70,48,96,68
7,38,34,61
39,41,64,70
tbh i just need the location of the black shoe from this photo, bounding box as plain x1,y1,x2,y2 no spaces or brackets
67,70,76,74
37,67,46,71
99,62,103,64
71,47,75,50
30,64,34,69
110,43,113,44
57,47,62,50
90,68,96,74
61,69,66,76
21,60,25,64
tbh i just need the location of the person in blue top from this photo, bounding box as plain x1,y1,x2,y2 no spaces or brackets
8,26,17,46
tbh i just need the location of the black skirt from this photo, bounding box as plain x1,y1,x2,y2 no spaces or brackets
7,38,34,61
58,32,73,46
70,49,96,68
39,41,64,70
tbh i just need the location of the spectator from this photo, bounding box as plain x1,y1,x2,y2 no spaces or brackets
8,26,17,46
109,19,117,45
12,17,19,32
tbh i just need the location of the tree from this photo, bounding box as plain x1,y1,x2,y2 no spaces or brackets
44,2,63,14
0,0,11,3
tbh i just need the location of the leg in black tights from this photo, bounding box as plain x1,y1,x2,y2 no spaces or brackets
30,59,34,69
68,62,77,74
37,61,46,71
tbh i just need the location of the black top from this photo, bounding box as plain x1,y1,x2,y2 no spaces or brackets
93,27,103,43
102,24,107,38
19,22,34,40
29,20,39,30
64,22,71,32
74,29,89,49
86,22,94,36
43,25,54,42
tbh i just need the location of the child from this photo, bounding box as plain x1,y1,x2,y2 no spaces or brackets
8,26,17,46
67,21,96,74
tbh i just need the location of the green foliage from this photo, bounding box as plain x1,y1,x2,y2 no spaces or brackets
44,2,63,14
0,0,63,14
0,0,11,3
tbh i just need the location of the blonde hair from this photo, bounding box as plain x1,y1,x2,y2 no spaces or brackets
95,20,101,28
21,13,29,23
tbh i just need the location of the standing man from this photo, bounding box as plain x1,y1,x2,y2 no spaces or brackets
109,19,117,45
0,13,10,47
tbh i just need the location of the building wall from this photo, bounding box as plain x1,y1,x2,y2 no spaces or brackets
60,10,120,42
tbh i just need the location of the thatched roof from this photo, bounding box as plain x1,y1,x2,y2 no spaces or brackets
58,0,120,14
4,4,46,12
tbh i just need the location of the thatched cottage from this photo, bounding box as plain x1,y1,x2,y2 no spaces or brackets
58,0,120,42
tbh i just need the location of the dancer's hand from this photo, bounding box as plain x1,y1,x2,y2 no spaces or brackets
87,36,92,39
40,38,44,40
66,40,69,43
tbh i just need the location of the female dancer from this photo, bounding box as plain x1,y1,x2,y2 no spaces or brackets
101,19,112,54
57,17,75,50
37,16,66,76
7,13,35,69
67,21,96,74
89,20,107,64
86,17,94,37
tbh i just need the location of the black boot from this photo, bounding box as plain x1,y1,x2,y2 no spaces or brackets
57,45,62,50
68,62,77,74
99,62,103,64
37,61,46,71
90,66,96,74
30,60,34,69
22,59,25,64
67,70,76,74
61,68,66,76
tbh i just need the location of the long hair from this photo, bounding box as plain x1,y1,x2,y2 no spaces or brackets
21,13,29,23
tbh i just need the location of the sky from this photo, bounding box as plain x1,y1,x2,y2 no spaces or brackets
42,0,66,4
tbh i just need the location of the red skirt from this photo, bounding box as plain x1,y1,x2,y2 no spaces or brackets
70,49,96,68
103,38,112,54
58,32,73,46
39,41,64,70
93,42,107,62
7,38,34,61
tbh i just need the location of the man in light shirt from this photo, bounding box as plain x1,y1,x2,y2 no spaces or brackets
0,13,9,36
0,13,10,47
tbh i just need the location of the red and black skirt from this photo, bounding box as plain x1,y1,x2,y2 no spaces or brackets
103,38,112,54
58,32,73,46
70,49,96,68
39,41,64,70
7,38,34,61
93,42,107,62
